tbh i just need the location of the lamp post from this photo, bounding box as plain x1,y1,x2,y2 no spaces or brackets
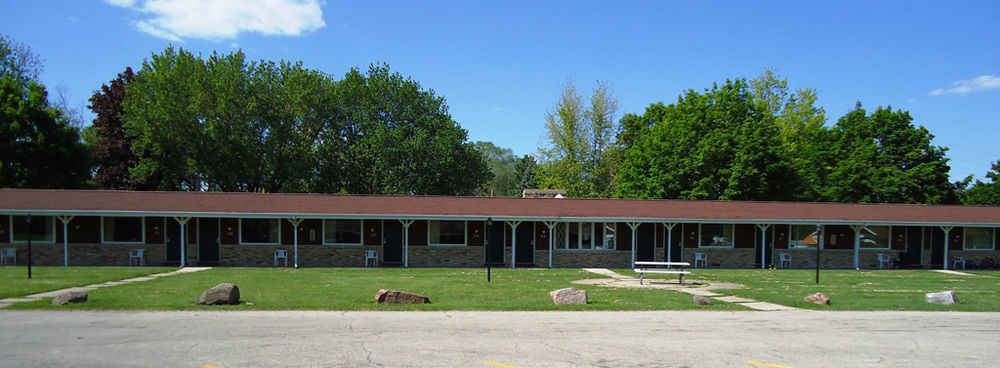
815,224,822,284
27,215,33,279
486,217,493,282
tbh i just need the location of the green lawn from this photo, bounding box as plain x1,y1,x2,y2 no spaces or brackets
622,268,1000,311
0,266,177,299
5,268,741,311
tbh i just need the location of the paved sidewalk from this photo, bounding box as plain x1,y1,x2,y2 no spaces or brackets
579,268,800,311
0,267,212,308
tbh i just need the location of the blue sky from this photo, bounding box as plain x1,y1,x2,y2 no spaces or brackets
2,1,998,181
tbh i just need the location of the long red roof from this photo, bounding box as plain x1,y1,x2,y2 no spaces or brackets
1,189,999,226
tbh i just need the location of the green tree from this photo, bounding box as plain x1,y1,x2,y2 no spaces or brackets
537,80,621,197
313,64,489,195
749,68,828,199
124,47,334,192
0,34,42,87
616,79,794,200
0,77,92,188
472,141,514,196
820,104,957,204
957,161,1000,206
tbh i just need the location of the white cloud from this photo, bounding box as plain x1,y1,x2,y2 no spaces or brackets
105,0,325,41
929,75,1000,96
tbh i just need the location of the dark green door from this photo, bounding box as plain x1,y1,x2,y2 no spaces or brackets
485,220,505,265
905,226,923,267
198,218,219,265
637,223,655,262
515,223,534,265
383,220,403,265
165,220,181,266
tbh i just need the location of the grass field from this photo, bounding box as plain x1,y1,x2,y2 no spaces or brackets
0,266,176,299
6,267,999,311
4,268,742,311
623,268,1000,311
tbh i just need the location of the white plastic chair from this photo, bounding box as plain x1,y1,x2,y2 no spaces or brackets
778,253,792,269
952,257,966,270
129,248,145,266
876,253,890,269
1,248,15,266
694,252,708,268
274,249,288,267
365,250,378,267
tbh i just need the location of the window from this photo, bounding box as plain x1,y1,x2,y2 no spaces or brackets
241,219,280,244
324,220,362,245
429,220,465,245
554,223,568,249
11,216,55,243
965,228,995,250
102,217,144,243
789,225,819,249
859,226,890,249
599,223,616,250
700,224,734,247
554,222,617,251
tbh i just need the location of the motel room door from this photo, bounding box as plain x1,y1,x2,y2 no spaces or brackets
636,223,655,262
515,222,534,266
485,220,505,265
755,226,774,267
904,226,923,267
165,220,181,266
383,220,403,265
930,227,945,268
198,218,220,265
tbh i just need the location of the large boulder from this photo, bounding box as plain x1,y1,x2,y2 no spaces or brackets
804,292,831,305
925,291,958,305
693,295,713,306
375,289,431,304
52,291,88,305
197,283,240,305
550,287,588,305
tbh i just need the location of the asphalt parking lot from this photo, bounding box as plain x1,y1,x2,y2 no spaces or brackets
1,310,997,367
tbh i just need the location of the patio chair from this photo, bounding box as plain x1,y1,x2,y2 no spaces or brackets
129,248,145,266
365,250,378,267
274,249,288,267
778,253,792,269
694,252,708,268
1,248,14,266
876,253,890,269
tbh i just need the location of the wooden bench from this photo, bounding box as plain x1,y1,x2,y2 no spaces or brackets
634,261,691,285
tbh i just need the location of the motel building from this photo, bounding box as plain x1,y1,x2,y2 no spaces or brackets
2,189,1000,271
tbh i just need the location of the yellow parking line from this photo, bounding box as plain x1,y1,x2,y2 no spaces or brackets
743,360,792,368
203,366,220,368
745,361,793,368
485,361,519,368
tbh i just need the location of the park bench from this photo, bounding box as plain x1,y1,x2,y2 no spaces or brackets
634,261,691,285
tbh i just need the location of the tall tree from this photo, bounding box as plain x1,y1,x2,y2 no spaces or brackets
472,141,514,196
957,161,1000,206
89,67,144,190
749,68,828,199
123,47,335,192
616,79,794,200
537,80,621,197
0,34,43,87
0,77,92,188
820,104,957,204
313,64,489,195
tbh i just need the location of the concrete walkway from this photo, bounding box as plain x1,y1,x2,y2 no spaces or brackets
933,269,975,276
0,267,212,308
579,268,799,311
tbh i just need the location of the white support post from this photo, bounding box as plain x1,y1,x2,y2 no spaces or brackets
850,224,866,269
508,221,522,269
757,224,771,269
627,222,641,268
287,218,303,268
941,226,953,270
544,221,558,268
56,215,74,267
400,220,414,268
173,217,192,268
664,223,677,263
